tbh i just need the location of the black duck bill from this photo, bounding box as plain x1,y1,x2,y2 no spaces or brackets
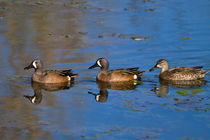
88,63,99,69
24,62,34,70
149,64,158,72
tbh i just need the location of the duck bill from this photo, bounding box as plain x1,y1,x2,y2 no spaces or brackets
88,63,98,69
149,65,158,72
24,63,33,70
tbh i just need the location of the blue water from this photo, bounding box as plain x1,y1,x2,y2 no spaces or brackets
0,0,209,139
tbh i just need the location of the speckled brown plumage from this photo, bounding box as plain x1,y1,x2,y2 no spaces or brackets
150,59,209,80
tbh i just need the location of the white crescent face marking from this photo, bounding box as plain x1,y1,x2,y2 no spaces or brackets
33,61,37,69
32,97,36,104
97,60,102,67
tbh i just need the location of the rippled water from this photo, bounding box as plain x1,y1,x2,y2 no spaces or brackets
0,0,210,139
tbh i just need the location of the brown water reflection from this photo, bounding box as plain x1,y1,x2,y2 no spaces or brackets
4,1,90,75
0,82,53,140
0,0,209,139
0,2,89,139
24,81,72,104
88,81,140,103
152,79,207,97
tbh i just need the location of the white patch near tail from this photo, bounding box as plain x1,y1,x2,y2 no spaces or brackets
67,76,71,81
133,74,138,79
96,95,100,101
32,97,36,104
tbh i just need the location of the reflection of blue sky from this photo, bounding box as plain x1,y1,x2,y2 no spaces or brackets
0,0,209,139
0,34,13,75
84,0,210,70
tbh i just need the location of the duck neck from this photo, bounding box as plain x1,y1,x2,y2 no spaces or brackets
100,66,108,72
160,64,169,73
35,68,43,75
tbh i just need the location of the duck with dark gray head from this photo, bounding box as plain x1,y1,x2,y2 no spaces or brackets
24,59,78,83
89,58,145,82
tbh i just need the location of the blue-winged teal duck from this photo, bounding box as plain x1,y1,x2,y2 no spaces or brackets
88,89,108,103
24,59,78,83
88,58,145,82
149,59,209,80
24,81,72,104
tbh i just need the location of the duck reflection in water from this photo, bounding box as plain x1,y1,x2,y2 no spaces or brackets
88,88,108,103
24,81,73,104
150,59,208,97
88,80,142,103
152,79,207,97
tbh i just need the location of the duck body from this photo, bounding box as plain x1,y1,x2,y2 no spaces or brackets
159,66,208,80
96,67,144,82
31,69,77,83
89,58,145,82
24,59,78,84
150,59,209,81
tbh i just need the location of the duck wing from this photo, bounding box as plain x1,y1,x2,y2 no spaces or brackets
170,66,204,73
109,67,145,76
43,69,78,77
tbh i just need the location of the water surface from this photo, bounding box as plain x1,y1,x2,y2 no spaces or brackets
0,0,210,139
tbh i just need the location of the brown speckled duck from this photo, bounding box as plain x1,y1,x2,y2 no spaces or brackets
24,59,78,83
149,59,209,80
89,58,145,82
